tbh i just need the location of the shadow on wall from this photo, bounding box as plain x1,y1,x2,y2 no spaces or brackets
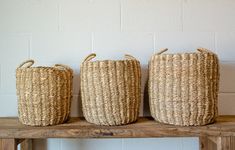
219,62,235,93
141,64,151,117
143,78,150,117
72,72,83,117
218,62,235,115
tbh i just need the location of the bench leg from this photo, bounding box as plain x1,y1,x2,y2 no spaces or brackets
217,136,235,150
200,136,235,150
200,136,217,150
20,139,33,150
0,139,17,150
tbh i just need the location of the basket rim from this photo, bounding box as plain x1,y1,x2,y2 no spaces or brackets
153,51,216,56
16,66,70,71
82,59,140,64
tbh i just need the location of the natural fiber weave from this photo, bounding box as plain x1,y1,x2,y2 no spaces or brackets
80,54,141,126
16,60,73,126
149,48,220,126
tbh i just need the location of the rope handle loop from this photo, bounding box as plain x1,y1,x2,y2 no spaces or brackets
18,59,34,68
83,53,96,63
54,64,73,72
83,53,137,62
157,48,213,54
124,54,137,60
156,48,168,55
197,48,213,53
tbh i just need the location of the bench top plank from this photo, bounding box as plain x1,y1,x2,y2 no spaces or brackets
0,116,235,139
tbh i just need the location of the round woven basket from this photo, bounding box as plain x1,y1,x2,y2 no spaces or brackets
148,48,220,126
80,54,141,126
16,60,73,126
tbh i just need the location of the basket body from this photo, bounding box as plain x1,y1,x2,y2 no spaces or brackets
149,49,219,126
81,54,141,126
16,61,73,126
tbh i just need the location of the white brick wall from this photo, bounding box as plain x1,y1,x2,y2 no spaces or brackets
216,32,235,61
183,0,235,32
1,0,235,150
122,0,182,32
0,0,59,32
155,32,215,53
60,0,120,32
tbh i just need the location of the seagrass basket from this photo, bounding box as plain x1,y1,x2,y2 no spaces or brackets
149,48,220,126
16,60,73,126
80,54,141,126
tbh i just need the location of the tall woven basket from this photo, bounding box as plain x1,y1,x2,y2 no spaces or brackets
80,54,141,126
16,60,73,126
149,48,220,126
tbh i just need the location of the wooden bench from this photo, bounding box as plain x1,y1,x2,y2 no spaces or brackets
0,116,235,150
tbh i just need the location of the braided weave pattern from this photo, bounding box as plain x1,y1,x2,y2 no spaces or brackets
81,54,141,126
16,60,73,126
149,49,220,126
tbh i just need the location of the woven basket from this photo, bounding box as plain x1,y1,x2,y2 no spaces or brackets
16,60,73,126
80,54,141,126
149,48,220,126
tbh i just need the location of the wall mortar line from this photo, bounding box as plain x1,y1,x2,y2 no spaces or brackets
181,0,184,32
120,0,123,32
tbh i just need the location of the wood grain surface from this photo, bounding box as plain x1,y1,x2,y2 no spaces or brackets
0,116,235,139
200,136,217,150
0,139,17,150
20,139,32,150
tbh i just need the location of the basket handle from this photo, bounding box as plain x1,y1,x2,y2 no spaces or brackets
197,48,213,53
125,54,137,60
18,59,34,68
157,48,214,54
83,53,137,61
54,64,73,72
156,48,168,55
83,53,96,62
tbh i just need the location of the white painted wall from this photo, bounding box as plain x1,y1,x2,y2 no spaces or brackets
0,0,235,149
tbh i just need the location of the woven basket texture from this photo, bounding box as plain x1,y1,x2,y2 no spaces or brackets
149,48,220,126
16,60,73,126
80,54,141,126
